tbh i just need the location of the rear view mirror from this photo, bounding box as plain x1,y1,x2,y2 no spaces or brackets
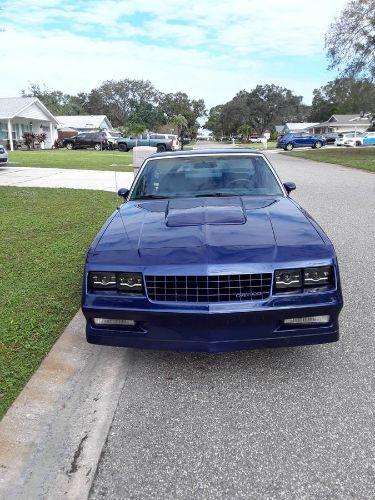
283,182,296,194
118,188,129,200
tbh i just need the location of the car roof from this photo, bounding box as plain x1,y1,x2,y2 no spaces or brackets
150,148,265,159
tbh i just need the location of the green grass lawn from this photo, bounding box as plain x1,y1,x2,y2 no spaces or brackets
239,141,277,150
0,187,117,418
282,147,375,173
8,149,133,172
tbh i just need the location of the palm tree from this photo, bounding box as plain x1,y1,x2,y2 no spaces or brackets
172,114,188,150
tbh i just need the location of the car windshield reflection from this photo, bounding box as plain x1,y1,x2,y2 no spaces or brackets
131,155,284,200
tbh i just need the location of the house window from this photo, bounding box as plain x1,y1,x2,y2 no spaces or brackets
0,122,7,140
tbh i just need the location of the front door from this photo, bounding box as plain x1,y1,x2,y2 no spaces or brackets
299,132,314,146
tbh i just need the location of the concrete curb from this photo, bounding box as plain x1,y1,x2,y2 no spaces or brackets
0,310,131,499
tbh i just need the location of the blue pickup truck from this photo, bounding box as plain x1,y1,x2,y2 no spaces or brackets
277,131,326,151
117,133,176,152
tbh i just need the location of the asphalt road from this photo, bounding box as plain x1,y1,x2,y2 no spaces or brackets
90,153,375,499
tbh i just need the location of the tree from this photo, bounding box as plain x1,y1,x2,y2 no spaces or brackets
203,105,224,139
237,124,253,142
172,114,188,150
310,77,375,122
159,92,206,136
205,85,307,138
245,85,306,134
126,101,165,132
86,79,161,127
121,121,146,137
220,95,249,136
325,0,375,79
22,83,87,116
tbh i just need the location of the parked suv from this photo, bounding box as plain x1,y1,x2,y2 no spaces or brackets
277,131,326,151
62,132,109,150
0,144,8,165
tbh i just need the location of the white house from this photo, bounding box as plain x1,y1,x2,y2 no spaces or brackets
56,115,113,131
0,97,59,150
197,127,213,140
307,115,373,134
276,122,318,134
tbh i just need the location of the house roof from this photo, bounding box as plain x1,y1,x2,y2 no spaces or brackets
0,97,58,123
313,114,372,128
56,115,111,129
328,114,372,124
285,122,318,130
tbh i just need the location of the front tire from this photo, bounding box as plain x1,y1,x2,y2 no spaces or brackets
356,141,362,147
94,143,102,151
284,143,294,151
313,141,322,149
157,144,166,152
66,142,74,150
118,143,129,152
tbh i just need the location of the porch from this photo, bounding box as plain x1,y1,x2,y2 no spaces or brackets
0,118,57,151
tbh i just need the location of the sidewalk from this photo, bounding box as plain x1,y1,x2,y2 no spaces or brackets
0,311,130,500
0,166,134,191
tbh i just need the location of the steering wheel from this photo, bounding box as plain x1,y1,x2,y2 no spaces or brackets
227,178,251,187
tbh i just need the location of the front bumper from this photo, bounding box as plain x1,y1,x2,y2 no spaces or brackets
83,292,342,352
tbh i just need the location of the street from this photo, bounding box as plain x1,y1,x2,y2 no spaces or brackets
1,152,374,499
90,153,375,498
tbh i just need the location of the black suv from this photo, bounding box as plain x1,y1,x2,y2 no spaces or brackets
62,132,108,150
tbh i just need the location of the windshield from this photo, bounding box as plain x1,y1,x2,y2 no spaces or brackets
130,155,284,200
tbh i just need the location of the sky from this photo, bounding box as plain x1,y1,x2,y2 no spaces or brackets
0,0,347,109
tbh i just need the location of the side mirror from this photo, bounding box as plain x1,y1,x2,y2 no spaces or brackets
283,182,296,194
117,188,129,201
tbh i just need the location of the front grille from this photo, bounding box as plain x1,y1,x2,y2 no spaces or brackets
0,157,7,162
145,274,272,303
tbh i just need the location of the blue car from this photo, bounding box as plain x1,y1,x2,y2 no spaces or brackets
363,132,375,146
277,131,326,151
82,149,343,352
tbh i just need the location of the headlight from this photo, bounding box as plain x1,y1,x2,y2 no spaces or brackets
117,272,143,292
304,266,331,286
0,147,4,154
90,272,117,289
274,269,302,289
89,271,143,293
274,266,333,292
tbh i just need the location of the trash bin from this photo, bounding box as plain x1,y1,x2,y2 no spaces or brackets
133,146,157,177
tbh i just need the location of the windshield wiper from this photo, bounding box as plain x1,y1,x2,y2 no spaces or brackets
194,192,240,198
136,194,170,200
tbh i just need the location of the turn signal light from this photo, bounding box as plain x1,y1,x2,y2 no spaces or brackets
93,318,136,327
283,315,330,325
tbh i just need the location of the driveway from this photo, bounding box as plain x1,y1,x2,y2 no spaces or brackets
0,166,134,191
1,153,374,499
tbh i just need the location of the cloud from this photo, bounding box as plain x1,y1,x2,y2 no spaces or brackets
0,0,347,106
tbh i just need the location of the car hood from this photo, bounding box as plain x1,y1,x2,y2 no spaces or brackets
90,197,331,267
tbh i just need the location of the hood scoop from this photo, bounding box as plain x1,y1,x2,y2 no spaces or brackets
166,198,246,227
